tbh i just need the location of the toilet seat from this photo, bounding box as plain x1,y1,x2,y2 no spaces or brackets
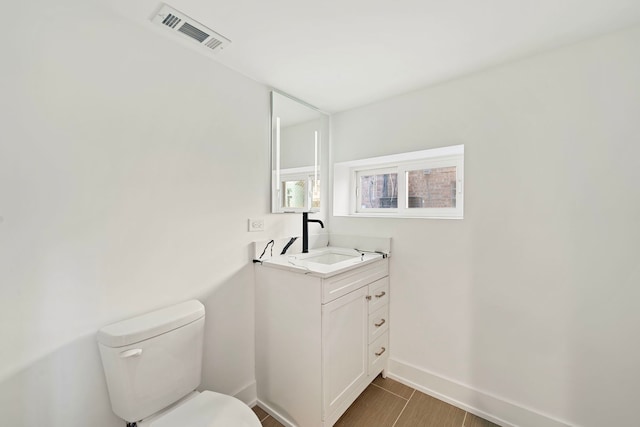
138,391,261,427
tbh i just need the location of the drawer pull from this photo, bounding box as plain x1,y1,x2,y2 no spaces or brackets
374,347,386,357
374,319,386,327
375,291,386,298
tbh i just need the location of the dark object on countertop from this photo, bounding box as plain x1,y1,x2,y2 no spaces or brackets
281,237,298,255
302,212,324,253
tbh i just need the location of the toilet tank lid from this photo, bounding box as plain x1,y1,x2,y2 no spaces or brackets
97,300,205,348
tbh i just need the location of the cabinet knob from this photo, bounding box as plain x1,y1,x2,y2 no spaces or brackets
375,291,386,298
374,319,386,327
375,347,386,357
366,295,372,301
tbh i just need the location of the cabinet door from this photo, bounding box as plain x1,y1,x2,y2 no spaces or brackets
321,286,369,420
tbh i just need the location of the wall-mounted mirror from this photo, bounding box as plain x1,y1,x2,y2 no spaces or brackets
271,91,329,213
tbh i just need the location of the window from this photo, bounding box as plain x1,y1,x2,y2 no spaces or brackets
356,168,398,211
406,166,457,208
334,145,464,219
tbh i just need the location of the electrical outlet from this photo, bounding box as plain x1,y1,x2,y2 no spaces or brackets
248,218,264,232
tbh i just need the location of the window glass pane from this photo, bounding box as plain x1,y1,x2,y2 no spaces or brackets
407,167,457,208
282,180,305,208
359,173,398,209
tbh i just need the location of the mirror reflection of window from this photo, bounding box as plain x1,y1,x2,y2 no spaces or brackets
282,180,306,209
311,179,320,208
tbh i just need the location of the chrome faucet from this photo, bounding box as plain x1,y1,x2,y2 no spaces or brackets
302,212,324,253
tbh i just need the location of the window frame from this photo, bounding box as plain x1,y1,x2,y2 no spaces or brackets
334,145,464,219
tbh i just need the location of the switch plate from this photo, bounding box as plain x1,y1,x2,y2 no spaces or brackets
248,218,264,232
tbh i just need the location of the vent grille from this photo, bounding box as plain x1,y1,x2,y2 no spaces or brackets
152,3,231,53
177,22,210,42
161,13,181,28
204,38,223,50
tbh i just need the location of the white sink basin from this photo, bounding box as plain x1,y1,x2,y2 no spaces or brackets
261,246,383,277
299,252,359,265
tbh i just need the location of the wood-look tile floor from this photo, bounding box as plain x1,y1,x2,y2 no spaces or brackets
252,375,500,427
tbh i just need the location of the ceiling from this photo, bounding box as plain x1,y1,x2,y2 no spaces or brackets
109,0,640,113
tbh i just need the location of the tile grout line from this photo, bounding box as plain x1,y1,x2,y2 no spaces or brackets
391,388,415,427
371,382,411,401
253,406,271,423
462,411,467,427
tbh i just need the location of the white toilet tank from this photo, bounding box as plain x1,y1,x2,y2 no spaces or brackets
97,300,205,423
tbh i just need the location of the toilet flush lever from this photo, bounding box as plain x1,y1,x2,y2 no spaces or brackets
120,349,143,358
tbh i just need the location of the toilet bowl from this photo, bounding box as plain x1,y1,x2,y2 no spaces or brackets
97,300,261,427
138,391,260,427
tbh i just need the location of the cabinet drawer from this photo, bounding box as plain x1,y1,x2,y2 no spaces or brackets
368,305,389,344
368,333,389,377
322,259,388,303
368,277,389,313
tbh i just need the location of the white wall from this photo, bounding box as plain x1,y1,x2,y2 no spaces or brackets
0,0,303,425
330,26,640,427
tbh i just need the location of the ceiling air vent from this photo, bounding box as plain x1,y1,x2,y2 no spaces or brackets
152,4,230,53
161,13,181,28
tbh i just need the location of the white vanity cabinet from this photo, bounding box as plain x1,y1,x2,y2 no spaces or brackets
255,258,390,427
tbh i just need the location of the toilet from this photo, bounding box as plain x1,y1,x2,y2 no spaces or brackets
97,300,261,427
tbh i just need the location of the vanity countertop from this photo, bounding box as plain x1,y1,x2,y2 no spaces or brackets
257,246,386,278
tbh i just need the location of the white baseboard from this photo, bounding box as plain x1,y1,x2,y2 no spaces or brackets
255,399,297,427
388,358,572,427
233,381,257,407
